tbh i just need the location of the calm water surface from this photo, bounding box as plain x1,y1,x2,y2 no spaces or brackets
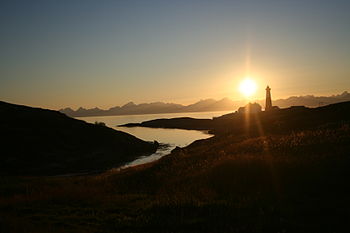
77,111,231,168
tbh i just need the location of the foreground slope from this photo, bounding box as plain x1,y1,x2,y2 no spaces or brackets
0,101,158,175
105,102,350,232
1,101,350,233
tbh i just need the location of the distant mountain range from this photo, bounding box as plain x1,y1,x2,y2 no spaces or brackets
60,91,350,117
265,91,350,108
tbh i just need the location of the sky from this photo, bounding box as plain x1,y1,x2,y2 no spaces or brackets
1,0,350,109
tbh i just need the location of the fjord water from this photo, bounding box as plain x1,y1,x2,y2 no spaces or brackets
77,111,231,167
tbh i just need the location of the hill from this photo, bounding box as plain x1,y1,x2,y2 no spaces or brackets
1,101,350,233
122,101,350,136
0,101,158,175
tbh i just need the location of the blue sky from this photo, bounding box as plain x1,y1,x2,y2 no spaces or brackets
1,0,350,109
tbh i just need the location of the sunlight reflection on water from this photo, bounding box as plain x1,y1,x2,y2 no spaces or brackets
77,111,230,168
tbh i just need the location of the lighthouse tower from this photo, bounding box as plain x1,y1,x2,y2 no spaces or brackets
265,85,272,111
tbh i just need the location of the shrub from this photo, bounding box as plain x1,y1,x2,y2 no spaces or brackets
94,121,106,127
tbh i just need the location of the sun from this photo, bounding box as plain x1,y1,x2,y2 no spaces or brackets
239,78,257,97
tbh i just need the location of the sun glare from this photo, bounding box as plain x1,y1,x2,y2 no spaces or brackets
239,78,257,97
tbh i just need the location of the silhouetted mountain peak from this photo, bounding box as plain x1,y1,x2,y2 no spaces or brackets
59,91,350,117
75,107,89,114
109,106,121,111
122,102,136,108
338,91,349,98
62,107,74,111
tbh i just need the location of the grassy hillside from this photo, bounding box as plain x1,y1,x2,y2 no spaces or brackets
0,101,158,175
1,102,350,232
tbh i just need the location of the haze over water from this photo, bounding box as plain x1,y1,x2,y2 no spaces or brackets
78,111,231,145
78,111,231,166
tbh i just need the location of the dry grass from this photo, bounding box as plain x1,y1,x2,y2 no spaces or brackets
1,125,350,232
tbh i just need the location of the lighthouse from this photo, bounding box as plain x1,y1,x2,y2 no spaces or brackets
265,86,272,111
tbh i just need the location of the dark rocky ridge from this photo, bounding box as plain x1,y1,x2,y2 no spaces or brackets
2,101,350,233
121,101,350,136
0,101,158,175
